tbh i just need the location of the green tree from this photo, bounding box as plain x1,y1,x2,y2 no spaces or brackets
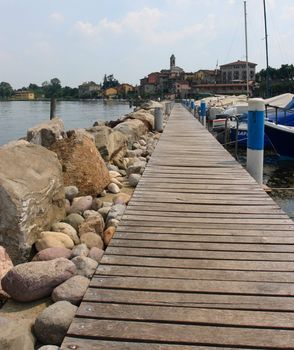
102,74,119,89
0,82,13,98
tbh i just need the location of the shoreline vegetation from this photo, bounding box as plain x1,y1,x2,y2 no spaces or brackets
0,99,170,349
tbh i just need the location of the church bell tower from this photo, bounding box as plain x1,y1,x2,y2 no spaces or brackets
170,54,175,70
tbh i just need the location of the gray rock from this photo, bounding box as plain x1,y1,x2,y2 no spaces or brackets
71,243,89,258
51,222,80,245
64,186,79,201
34,301,77,346
91,198,103,211
107,164,119,172
100,190,107,197
88,247,104,263
63,213,84,231
106,218,120,228
83,210,99,219
128,173,141,187
80,232,104,250
98,206,111,220
0,141,65,264
2,258,76,302
0,246,13,298
51,275,90,305
78,214,105,236
69,196,93,214
27,117,65,148
71,256,98,278
32,247,72,261
38,346,60,350
107,182,120,194
107,204,126,222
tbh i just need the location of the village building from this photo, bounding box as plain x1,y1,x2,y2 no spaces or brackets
220,60,257,83
78,82,101,98
12,91,35,100
104,87,118,98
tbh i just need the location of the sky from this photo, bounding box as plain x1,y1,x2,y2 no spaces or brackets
1,0,293,89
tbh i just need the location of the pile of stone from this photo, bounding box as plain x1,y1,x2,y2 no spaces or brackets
0,100,168,349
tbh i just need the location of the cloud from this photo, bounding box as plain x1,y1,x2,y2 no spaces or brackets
74,7,215,45
49,12,65,23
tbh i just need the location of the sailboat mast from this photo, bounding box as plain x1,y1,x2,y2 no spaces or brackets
244,1,249,97
263,0,270,97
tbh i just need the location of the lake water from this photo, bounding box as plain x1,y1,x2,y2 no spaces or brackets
0,100,133,145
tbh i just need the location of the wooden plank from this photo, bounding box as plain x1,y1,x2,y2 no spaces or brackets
115,231,294,244
77,301,294,329
122,215,292,225
101,255,294,271
109,239,294,252
96,264,294,283
84,288,294,312
106,246,294,261
61,338,243,350
67,318,294,348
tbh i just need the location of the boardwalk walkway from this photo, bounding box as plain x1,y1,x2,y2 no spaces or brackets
62,104,294,349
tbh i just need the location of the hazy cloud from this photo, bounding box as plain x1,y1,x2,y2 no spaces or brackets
49,12,64,23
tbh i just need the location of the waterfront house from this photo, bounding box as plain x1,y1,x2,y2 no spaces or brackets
220,60,257,83
104,87,118,98
11,91,35,100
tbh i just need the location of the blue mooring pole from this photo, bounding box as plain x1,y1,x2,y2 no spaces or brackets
247,98,265,185
200,100,206,127
190,99,195,110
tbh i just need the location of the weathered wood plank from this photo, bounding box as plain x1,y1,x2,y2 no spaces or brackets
67,318,294,348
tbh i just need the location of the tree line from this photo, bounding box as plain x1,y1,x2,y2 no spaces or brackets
0,74,122,100
255,64,294,97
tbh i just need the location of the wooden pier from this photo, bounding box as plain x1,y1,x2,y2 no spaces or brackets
62,104,294,349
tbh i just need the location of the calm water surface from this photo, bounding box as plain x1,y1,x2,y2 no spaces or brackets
0,100,133,145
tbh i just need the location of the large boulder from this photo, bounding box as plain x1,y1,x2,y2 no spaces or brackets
123,110,154,130
86,125,128,163
27,117,65,148
0,141,65,263
114,119,148,144
0,246,13,299
1,258,76,302
49,131,110,196
34,301,77,346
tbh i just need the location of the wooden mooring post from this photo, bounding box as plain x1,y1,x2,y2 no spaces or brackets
50,97,56,120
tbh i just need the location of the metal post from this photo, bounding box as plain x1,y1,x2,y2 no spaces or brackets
247,98,265,185
200,100,206,126
154,107,163,132
50,97,56,120
244,1,249,97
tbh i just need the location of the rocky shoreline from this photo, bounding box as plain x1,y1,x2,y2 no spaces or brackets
0,100,170,349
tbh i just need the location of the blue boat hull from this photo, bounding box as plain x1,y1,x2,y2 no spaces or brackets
230,128,271,148
264,122,294,159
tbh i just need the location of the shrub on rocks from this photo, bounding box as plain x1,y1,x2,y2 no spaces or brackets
0,141,65,263
49,131,111,196
80,232,104,250
51,222,80,245
51,275,90,305
71,243,89,258
2,258,76,302
34,301,77,346
71,256,98,278
32,247,72,261
63,213,84,231
88,247,104,263
35,232,74,251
